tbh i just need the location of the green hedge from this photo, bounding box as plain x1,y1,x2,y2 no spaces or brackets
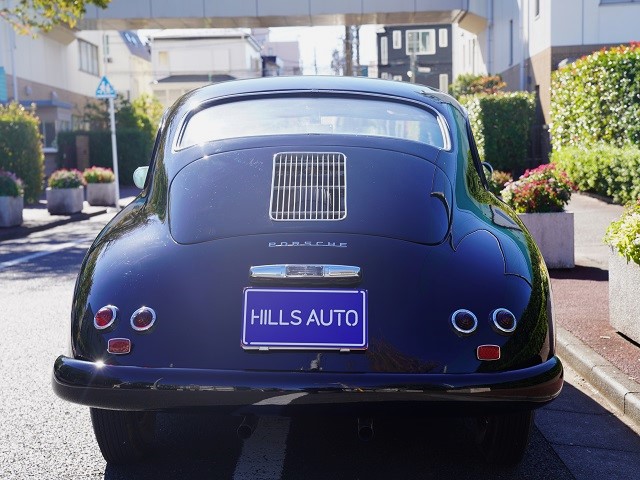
0,103,44,203
460,92,535,172
552,145,640,204
551,43,640,151
57,130,153,185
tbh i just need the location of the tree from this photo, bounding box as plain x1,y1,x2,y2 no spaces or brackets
0,0,110,34
450,74,506,99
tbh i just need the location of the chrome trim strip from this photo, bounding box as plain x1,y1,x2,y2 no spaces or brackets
250,264,361,281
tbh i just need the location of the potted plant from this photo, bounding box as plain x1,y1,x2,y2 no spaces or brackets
46,169,86,215
501,163,576,268
0,170,24,227
604,200,640,343
83,166,117,206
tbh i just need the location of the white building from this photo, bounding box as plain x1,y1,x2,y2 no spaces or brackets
148,29,263,109
0,23,151,171
455,0,640,124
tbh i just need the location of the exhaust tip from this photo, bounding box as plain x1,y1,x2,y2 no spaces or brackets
237,415,258,440
357,418,374,441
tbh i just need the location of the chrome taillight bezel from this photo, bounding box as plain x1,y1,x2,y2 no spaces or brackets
94,305,118,330
491,308,518,334
450,309,478,335
130,306,156,332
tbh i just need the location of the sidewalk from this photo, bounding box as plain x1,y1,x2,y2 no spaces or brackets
552,194,640,429
1,189,639,427
0,185,140,242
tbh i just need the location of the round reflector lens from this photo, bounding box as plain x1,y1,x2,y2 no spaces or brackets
94,305,118,330
451,309,478,335
130,307,156,332
492,308,517,334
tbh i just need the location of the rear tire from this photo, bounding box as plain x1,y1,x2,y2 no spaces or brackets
90,408,156,464
477,410,534,466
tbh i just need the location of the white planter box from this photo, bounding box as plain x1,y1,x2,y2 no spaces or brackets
0,195,23,227
46,186,84,215
518,212,575,269
609,252,640,344
86,182,116,206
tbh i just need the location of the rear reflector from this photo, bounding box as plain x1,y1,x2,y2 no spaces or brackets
477,345,500,361
107,338,131,355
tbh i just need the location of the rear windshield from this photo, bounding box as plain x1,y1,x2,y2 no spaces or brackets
178,97,448,149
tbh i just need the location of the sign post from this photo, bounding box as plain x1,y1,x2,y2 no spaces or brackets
95,76,120,209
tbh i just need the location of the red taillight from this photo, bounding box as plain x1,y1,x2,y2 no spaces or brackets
492,308,517,334
94,305,118,330
130,307,156,332
477,345,501,361
107,338,131,355
451,309,478,335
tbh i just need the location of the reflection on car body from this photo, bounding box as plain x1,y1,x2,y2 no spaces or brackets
52,76,562,466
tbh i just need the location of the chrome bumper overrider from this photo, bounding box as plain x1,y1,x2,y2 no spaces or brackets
52,355,563,413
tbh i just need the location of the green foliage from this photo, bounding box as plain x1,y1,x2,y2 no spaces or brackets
461,92,535,172
0,0,110,34
551,145,640,205
48,169,85,189
0,102,44,203
604,200,640,266
132,94,164,130
501,163,575,213
450,74,506,99
551,43,640,151
0,170,24,197
83,166,115,183
57,130,153,185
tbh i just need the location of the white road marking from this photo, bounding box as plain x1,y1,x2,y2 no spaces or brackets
233,417,291,480
0,241,87,271
233,393,306,480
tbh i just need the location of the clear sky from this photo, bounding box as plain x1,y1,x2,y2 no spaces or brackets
268,25,379,75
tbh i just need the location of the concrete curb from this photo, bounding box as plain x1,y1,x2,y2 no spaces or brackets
557,326,640,429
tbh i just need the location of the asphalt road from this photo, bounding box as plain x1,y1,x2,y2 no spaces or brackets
1,214,639,479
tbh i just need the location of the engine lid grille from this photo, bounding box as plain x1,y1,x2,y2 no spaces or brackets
270,152,347,221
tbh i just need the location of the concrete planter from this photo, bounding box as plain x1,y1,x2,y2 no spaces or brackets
86,182,116,206
46,186,84,215
518,211,575,269
0,195,23,227
609,252,640,344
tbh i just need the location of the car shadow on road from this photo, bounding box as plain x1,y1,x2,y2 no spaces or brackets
95,382,640,480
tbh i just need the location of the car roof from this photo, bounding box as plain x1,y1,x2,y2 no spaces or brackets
174,75,462,114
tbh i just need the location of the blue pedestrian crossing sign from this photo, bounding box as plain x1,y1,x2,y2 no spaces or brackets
95,76,116,99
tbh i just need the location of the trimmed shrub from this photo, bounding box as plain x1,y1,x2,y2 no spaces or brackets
48,169,86,189
552,145,640,205
57,130,154,185
450,74,506,99
461,92,535,172
0,103,44,203
551,43,640,151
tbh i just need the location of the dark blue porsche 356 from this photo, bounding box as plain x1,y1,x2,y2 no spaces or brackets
53,76,562,465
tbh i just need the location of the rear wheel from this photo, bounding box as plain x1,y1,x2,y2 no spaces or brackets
90,408,156,464
476,410,534,466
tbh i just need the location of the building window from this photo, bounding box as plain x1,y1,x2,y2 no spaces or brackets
393,75,403,81
534,0,541,17
406,29,436,55
158,51,169,68
439,74,449,93
380,37,388,65
509,20,514,66
392,30,402,49
438,29,448,48
79,40,99,76
380,72,391,80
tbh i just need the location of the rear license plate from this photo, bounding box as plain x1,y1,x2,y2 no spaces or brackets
242,288,367,350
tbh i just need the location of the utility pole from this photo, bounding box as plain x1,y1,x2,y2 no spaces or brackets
344,25,353,76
